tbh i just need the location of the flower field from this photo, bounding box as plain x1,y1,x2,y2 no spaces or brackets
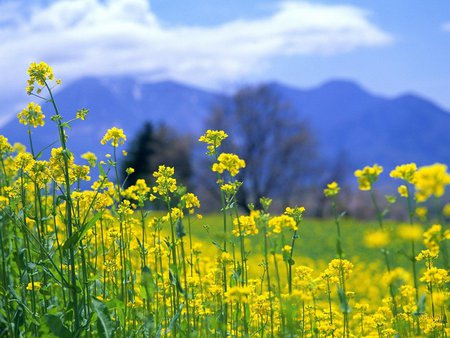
0,62,449,337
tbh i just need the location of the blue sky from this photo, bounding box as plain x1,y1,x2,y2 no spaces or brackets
1,0,449,121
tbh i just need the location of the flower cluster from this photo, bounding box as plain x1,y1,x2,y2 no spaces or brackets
268,214,297,233
354,164,383,190
26,61,60,94
414,163,450,202
17,102,45,128
198,129,228,155
323,181,340,197
152,165,177,197
212,153,246,177
101,127,127,147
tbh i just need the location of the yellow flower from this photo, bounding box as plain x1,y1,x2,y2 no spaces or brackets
81,152,97,167
125,167,135,175
397,185,408,198
414,163,450,202
323,181,340,197
181,193,200,213
282,245,292,253
390,163,417,184
326,259,353,281
268,214,297,233
423,224,445,256
420,267,448,286
0,136,13,155
232,214,258,237
198,129,228,155
443,203,450,217
382,267,409,286
354,164,383,191
212,153,246,177
152,165,177,197
17,102,45,128
415,206,428,219
76,108,88,120
26,61,59,94
220,181,242,195
26,281,42,291
284,206,306,223
225,285,253,304
364,230,390,248
397,224,423,241
101,127,127,147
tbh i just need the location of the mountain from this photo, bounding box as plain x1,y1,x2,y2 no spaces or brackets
1,77,223,160
1,77,449,175
267,80,450,170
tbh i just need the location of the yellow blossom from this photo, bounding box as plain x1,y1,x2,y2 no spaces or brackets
396,223,423,241
17,102,45,128
212,153,246,177
198,129,228,155
81,152,97,167
443,203,450,217
152,165,177,197
26,61,59,94
364,230,390,248
268,214,297,233
415,206,428,219
354,164,383,191
390,163,417,184
414,163,450,202
397,185,408,197
26,281,42,291
101,127,127,147
324,181,340,197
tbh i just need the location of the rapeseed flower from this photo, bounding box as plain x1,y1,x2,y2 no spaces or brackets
212,153,245,177
26,61,60,94
323,181,340,197
0,136,13,155
198,129,228,155
414,163,450,202
390,163,417,183
152,165,177,197
17,102,45,128
354,164,383,190
232,214,258,237
364,230,390,248
181,193,200,214
81,152,97,167
268,214,297,233
396,223,423,241
101,127,126,147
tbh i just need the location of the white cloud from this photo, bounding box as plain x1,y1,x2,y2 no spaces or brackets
0,0,392,110
443,21,450,32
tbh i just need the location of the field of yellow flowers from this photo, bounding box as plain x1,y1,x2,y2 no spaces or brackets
0,62,449,337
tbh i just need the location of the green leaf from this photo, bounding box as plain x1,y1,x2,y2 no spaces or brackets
167,304,183,333
92,297,115,338
45,314,72,338
169,269,184,295
62,211,103,251
385,195,397,204
98,162,106,177
338,287,351,314
414,294,426,315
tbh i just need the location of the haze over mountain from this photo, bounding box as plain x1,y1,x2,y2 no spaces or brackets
1,77,449,176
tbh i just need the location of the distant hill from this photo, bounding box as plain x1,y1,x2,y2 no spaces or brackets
1,77,449,175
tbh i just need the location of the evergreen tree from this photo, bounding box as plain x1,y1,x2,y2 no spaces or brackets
122,121,192,189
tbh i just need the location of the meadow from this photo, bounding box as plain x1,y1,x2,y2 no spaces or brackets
0,62,449,337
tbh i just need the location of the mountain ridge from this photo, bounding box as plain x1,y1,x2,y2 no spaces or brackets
1,76,449,175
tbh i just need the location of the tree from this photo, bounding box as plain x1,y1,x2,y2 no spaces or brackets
208,84,317,211
122,122,192,189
